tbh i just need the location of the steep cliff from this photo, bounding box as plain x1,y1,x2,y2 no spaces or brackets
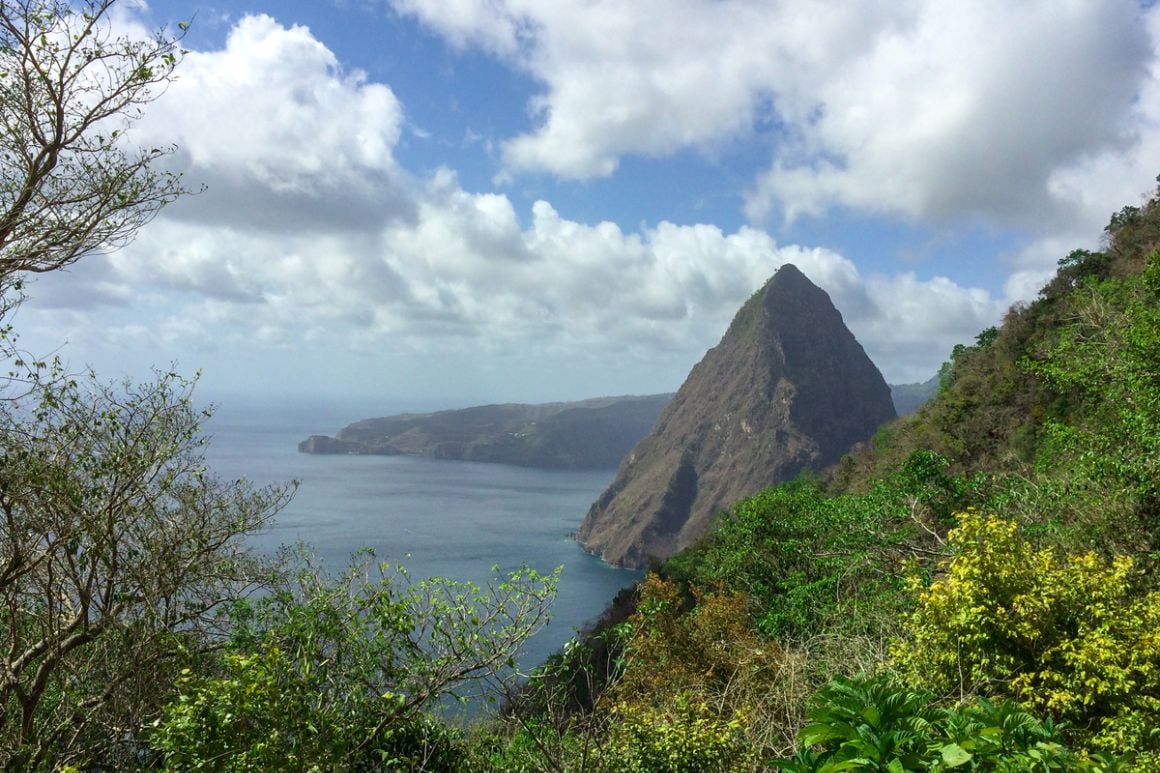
575,264,896,568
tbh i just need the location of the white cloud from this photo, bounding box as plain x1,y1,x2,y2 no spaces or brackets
390,0,527,56
137,14,413,232
18,7,1018,397
392,0,1156,237
750,0,1150,227
985,7,1160,300
402,0,794,179
28,171,999,384
856,274,1003,382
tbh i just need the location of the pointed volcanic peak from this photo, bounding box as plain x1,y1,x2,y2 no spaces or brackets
576,263,896,568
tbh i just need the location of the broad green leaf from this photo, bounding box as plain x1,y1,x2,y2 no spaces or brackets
940,743,972,767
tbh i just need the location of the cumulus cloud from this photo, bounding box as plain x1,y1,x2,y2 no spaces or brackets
1000,4,1160,291
750,1,1150,227
390,0,528,56
31,171,999,384
397,0,790,178
20,7,1017,396
136,14,414,232
391,0,1156,237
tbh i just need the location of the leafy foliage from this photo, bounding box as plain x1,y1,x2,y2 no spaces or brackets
151,552,558,770
597,698,752,773
154,647,463,772
662,449,986,644
775,675,1111,772
663,479,888,641
1020,257,1160,555
0,368,288,769
609,575,808,758
893,512,1160,760
0,0,189,287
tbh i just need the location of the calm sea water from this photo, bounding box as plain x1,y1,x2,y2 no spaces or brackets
200,397,641,673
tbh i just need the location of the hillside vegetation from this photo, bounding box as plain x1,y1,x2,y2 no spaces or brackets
27,185,1157,771
300,394,672,470
468,185,1160,772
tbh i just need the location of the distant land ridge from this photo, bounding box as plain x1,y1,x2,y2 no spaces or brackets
575,263,897,568
891,373,940,415
298,394,672,470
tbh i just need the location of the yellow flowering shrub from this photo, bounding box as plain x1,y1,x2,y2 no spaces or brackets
597,698,752,773
892,512,1159,760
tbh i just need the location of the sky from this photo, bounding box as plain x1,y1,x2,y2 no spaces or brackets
13,0,1160,412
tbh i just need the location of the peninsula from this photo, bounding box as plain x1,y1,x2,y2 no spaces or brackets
299,394,672,470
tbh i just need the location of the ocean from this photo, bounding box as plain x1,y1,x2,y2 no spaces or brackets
200,396,641,676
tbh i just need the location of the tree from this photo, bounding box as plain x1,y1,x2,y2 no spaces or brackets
151,552,558,770
0,4,569,767
0,2,243,766
1027,261,1160,554
0,0,187,294
0,368,291,768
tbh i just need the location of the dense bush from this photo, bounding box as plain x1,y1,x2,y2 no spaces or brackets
893,512,1160,762
596,699,752,773
774,676,1114,772
663,479,896,641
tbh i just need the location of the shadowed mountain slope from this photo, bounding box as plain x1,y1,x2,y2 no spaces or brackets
575,264,896,568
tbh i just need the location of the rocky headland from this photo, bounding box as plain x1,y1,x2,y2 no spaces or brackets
299,394,672,470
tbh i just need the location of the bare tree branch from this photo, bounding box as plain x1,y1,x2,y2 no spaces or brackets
0,0,190,288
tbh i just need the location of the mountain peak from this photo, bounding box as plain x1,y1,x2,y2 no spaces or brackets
769,260,808,284
576,265,895,568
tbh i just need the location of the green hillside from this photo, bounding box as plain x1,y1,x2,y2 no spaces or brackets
300,394,673,470
472,185,1160,771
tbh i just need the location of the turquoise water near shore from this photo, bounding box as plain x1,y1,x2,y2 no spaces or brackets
201,397,641,674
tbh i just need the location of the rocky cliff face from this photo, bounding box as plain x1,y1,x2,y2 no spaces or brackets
575,264,896,568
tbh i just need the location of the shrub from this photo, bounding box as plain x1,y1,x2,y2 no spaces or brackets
151,553,558,770
597,697,752,773
774,675,1111,772
609,575,808,760
892,512,1160,760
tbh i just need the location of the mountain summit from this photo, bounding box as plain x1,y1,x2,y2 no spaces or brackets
576,263,896,568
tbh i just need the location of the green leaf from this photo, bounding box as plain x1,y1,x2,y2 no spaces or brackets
940,743,972,767
801,722,845,746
